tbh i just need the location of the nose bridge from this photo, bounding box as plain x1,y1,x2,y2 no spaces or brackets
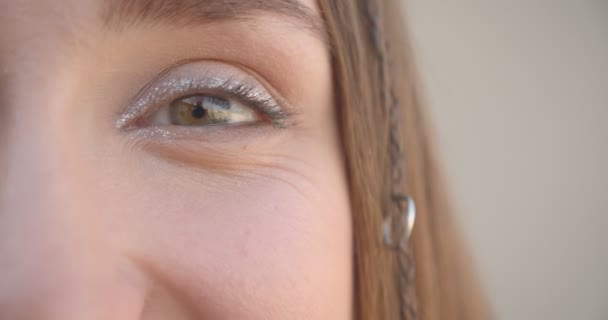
0,89,148,319
0,107,145,319
0,67,85,215
0,73,107,319
0,5,148,319
0,0,90,211
0,103,92,319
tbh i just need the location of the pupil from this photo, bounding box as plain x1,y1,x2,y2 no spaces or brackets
191,105,206,119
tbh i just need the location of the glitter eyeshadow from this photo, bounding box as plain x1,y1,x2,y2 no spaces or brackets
115,62,290,130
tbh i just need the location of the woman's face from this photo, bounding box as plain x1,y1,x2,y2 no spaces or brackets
0,0,352,318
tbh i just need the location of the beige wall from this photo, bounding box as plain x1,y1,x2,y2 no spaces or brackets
405,1,608,319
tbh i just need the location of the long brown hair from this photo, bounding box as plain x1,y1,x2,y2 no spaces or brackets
317,1,491,319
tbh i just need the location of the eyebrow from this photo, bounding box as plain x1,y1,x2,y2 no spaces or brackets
102,0,327,41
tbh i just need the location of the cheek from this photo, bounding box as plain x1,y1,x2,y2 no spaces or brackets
101,151,352,319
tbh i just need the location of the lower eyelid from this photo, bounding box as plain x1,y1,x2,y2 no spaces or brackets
124,125,292,169
125,120,279,143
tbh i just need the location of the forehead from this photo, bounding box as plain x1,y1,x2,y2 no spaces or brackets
0,0,96,24
2,0,324,47
0,0,324,60
0,0,320,22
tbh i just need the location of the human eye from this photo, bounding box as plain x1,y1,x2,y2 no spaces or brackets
116,61,295,136
152,95,257,127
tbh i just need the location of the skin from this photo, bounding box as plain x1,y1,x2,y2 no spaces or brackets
0,0,352,319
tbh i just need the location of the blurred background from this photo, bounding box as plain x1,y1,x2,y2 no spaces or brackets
405,1,608,319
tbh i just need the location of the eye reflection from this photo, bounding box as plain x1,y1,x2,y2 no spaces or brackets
153,94,260,127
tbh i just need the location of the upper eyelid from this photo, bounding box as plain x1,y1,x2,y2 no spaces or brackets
115,60,297,129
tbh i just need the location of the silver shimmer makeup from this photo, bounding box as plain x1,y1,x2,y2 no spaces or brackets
116,61,294,131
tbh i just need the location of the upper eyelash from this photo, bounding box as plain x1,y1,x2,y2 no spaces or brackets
116,68,297,130
194,78,295,128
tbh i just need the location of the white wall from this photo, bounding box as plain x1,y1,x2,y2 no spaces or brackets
405,1,608,319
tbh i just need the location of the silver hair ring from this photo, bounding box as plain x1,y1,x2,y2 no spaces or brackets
383,194,416,249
